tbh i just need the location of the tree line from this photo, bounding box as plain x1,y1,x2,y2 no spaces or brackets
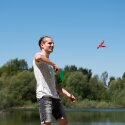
0,58,125,109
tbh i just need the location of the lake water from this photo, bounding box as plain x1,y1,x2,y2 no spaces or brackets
0,108,125,125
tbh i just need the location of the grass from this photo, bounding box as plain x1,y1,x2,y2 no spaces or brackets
69,99,117,108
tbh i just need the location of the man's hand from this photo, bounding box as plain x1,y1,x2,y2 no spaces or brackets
68,94,76,102
53,64,60,74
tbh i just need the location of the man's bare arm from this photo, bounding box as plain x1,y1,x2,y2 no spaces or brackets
57,86,76,102
35,54,60,73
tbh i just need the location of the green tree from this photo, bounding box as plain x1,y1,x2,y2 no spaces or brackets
108,76,115,87
88,75,109,100
8,71,36,103
0,58,28,76
65,71,89,100
122,72,125,79
78,67,92,81
101,71,108,87
64,65,77,73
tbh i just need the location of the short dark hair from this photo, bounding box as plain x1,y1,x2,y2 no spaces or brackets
38,35,52,49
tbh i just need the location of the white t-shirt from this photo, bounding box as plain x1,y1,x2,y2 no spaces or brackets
33,53,59,99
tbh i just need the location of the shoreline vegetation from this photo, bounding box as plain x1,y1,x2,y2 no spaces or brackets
1,99,124,112
2,100,125,113
1,58,125,111
6,99,125,110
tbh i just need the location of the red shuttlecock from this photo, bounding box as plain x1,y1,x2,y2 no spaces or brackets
97,40,106,49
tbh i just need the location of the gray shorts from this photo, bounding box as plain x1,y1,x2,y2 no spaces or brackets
38,97,67,124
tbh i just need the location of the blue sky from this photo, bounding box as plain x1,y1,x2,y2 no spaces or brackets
0,0,125,78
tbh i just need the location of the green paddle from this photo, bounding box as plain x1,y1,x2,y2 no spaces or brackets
59,69,64,81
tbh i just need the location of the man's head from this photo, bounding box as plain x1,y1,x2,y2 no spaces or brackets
38,36,54,53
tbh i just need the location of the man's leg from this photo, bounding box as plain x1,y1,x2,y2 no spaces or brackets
41,122,51,125
57,118,68,125
38,97,53,125
52,99,68,125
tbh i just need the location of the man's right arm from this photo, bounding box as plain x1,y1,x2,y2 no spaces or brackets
35,54,60,73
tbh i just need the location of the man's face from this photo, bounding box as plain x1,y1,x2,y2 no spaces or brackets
41,37,54,53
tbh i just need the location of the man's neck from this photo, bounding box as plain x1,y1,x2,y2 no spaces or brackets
41,50,50,58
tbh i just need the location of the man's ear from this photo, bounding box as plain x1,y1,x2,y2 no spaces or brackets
41,43,44,49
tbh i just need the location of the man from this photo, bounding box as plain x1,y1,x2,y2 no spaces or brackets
33,36,76,125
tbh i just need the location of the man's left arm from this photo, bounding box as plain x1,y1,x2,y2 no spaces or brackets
56,86,76,102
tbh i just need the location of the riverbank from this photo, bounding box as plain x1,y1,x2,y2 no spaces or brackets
1,99,124,112
65,99,124,108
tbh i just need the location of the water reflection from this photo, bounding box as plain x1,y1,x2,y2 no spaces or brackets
68,111,125,122
0,108,125,125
